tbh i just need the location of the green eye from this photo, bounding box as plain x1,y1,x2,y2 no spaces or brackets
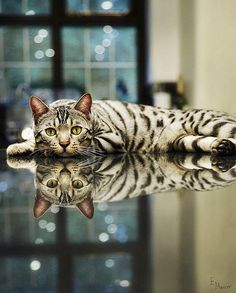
71,126,82,135
45,128,56,136
72,179,83,189
47,179,58,188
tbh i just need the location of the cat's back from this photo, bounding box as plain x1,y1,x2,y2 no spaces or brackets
92,99,169,116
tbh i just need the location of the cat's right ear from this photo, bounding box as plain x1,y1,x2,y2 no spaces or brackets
74,93,92,120
30,96,49,124
76,197,94,219
33,191,52,218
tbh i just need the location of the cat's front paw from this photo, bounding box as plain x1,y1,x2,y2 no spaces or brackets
7,144,22,156
211,139,236,155
7,140,35,156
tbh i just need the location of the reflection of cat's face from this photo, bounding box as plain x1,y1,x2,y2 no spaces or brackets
34,160,95,219
37,161,92,205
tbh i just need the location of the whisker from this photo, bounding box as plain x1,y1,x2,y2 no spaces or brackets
78,146,106,157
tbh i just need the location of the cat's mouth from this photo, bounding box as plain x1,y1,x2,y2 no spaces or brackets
54,146,75,157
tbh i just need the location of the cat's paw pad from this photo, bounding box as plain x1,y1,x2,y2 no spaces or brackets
211,155,236,172
211,139,236,155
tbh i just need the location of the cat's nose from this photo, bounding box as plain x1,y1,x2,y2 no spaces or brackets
59,142,70,149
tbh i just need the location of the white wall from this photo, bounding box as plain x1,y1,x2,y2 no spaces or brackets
148,0,180,82
149,0,236,115
193,0,236,114
149,1,236,292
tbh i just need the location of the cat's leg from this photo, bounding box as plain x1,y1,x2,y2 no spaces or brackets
172,135,236,155
7,156,36,172
7,139,35,156
180,168,236,191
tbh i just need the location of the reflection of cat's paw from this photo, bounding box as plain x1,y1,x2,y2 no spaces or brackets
211,155,236,172
7,156,36,170
211,139,236,155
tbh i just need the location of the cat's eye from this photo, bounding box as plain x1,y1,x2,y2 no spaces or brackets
45,127,56,136
72,179,83,189
71,126,82,135
47,179,58,188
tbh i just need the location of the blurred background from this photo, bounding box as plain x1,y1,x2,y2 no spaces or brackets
0,0,236,292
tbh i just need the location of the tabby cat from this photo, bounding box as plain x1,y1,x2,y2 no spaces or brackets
7,153,236,218
6,93,236,157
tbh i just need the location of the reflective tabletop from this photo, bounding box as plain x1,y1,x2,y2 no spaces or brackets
1,150,236,293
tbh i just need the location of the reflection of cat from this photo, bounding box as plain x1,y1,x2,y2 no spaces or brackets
7,93,236,157
7,154,236,219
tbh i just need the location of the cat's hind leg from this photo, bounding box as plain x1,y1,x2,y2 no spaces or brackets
172,135,236,155
7,139,35,156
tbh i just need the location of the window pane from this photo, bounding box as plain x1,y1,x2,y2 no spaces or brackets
3,28,23,61
64,68,85,90
0,27,53,95
63,28,85,62
0,0,51,15
67,0,130,15
67,199,138,243
74,254,133,292
91,68,110,97
116,69,137,102
62,26,137,102
0,257,57,292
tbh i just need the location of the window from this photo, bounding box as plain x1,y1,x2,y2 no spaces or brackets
0,3,150,292
62,26,137,101
0,0,148,104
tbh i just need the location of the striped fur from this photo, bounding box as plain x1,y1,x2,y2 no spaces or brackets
7,153,236,218
6,93,236,157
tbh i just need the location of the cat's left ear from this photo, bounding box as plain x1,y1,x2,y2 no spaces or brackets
76,197,94,219
33,191,52,218
30,96,50,124
74,93,92,120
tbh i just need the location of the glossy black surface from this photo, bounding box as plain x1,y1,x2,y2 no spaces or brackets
1,150,236,293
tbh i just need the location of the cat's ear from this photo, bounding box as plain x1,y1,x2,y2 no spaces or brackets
30,96,50,124
74,93,92,120
76,197,94,219
33,191,52,218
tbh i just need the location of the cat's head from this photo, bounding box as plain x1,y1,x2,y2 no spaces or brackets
30,93,93,157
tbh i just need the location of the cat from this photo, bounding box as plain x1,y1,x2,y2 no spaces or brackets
7,153,236,219
6,93,236,157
